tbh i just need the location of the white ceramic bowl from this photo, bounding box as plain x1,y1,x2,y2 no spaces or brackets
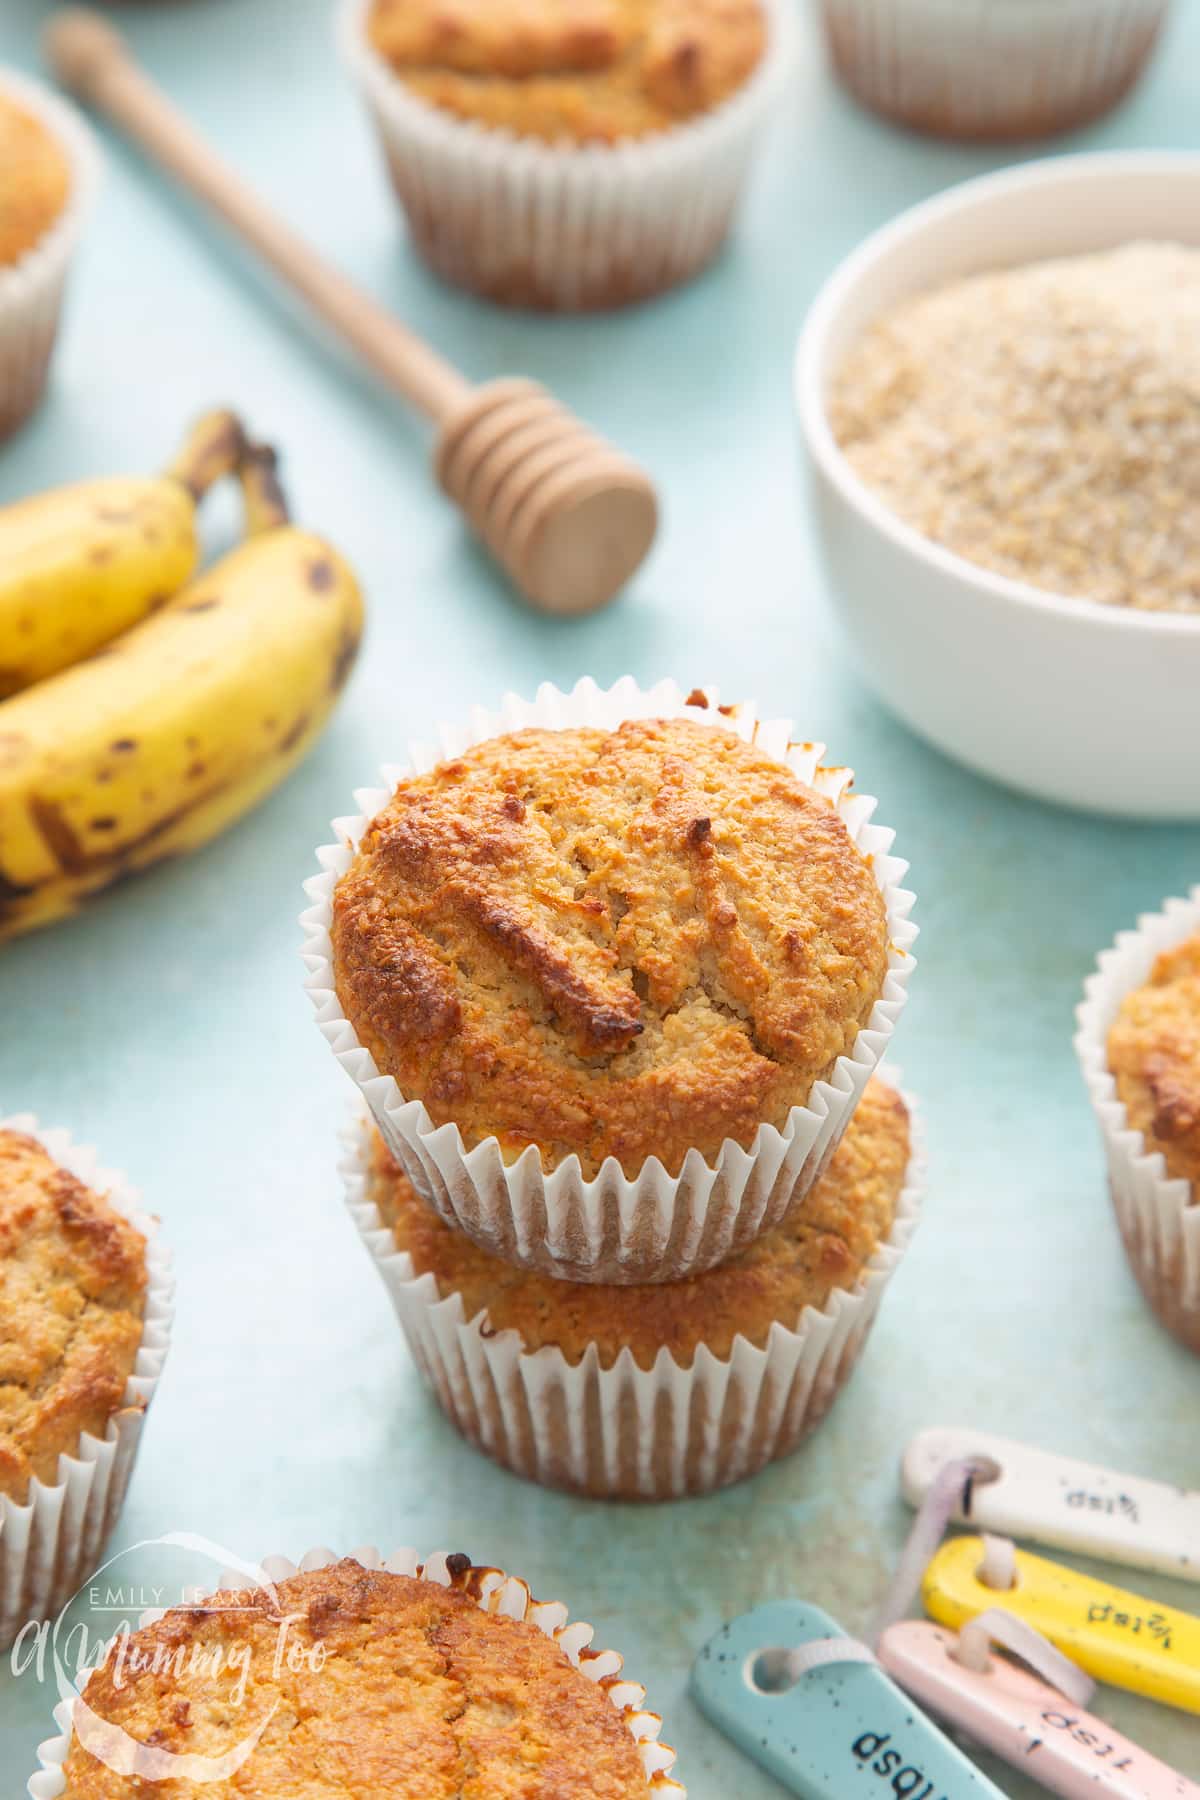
796,152,1200,820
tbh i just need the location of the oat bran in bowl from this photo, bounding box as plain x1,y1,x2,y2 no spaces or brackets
797,152,1200,819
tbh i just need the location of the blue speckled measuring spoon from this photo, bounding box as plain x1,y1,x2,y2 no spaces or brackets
690,1601,1009,1799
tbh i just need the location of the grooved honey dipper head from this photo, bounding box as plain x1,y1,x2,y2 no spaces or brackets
434,380,658,615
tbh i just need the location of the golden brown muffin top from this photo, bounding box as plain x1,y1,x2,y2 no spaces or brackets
370,1076,910,1367
333,717,891,1180
0,1128,147,1504
366,0,767,144
0,93,71,266
1108,934,1200,1196
62,1557,653,1799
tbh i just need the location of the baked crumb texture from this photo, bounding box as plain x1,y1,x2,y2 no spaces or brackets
0,93,71,266
831,243,1200,613
61,1559,656,1799
333,717,890,1180
367,0,767,143
371,1076,909,1367
0,1129,147,1505
1108,933,1200,1197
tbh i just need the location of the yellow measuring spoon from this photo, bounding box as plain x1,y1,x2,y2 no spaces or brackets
923,1537,1200,1715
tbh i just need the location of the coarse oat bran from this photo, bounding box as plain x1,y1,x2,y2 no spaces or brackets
830,242,1200,613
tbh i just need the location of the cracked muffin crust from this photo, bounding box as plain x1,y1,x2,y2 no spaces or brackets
332,716,891,1179
60,1557,655,1798
0,94,71,267
366,0,767,144
0,1128,147,1504
1108,933,1200,1197
368,1076,910,1365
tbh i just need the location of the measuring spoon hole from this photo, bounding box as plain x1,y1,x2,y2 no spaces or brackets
962,1455,1003,1511
747,1649,797,1694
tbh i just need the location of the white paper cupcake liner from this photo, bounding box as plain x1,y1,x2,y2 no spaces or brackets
1075,887,1200,1356
28,1543,683,1797
818,0,1166,141
343,1085,923,1500
0,1116,172,1655
302,677,916,1285
338,0,793,309
0,71,97,440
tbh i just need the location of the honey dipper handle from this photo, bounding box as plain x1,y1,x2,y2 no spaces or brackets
45,8,472,424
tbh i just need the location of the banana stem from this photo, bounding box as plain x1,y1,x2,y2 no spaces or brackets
166,409,248,501
237,441,292,538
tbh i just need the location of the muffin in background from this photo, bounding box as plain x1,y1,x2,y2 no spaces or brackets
367,0,767,142
340,0,789,308
0,74,95,437
0,1119,172,1650
46,1552,682,1797
1076,890,1200,1356
1106,933,1200,1350
349,1076,921,1499
818,0,1168,142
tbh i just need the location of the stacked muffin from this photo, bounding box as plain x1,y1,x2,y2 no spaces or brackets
305,682,918,1498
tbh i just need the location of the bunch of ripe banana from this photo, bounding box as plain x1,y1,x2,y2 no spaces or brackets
0,412,364,943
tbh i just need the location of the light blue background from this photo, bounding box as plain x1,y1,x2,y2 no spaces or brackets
1,1,1198,1794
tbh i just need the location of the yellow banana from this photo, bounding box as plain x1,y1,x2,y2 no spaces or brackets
0,441,364,943
0,409,245,698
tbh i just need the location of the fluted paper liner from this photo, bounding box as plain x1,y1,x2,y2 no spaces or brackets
338,0,793,309
818,0,1166,140
28,1544,683,1797
0,72,97,439
343,1091,923,1499
0,1116,172,1654
303,677,916,1284
1076,886,1200,1355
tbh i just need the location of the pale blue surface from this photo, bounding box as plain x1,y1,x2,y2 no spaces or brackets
0,1,1198,1794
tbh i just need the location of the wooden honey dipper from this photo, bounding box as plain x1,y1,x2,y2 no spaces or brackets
46,9,659,616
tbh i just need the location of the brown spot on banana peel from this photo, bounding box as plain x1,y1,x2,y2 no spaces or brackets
29,795,87,875
307,557,336,592
278,715,312,755
183,598,219,613
29,788,216,880
0,869,36,912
